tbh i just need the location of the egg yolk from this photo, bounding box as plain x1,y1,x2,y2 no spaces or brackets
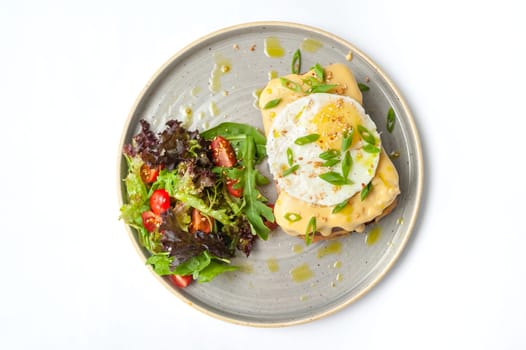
311,99,362,151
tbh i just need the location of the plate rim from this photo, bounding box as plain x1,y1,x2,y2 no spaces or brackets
116,20,424,328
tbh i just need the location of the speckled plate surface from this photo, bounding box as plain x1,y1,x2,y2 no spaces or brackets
118,22,423,327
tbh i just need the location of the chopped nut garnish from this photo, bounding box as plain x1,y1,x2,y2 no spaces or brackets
326,71,333,80
250,44,256,51
232,44,240,50
345,51,353,61
365,76,370,83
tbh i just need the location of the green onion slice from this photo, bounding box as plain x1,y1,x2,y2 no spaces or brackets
362,144,380,153
284,212,302,222
263,98,282,109
387,107,395,133
295,133,320,145
307,84,338,94
319,149,340,160
319,172,353,186
286,147,294,166
332,198,350,214
305,216,317,246
341,150,352,179
291,49,301,74
358,83,370,92
341,128,354,151
311,63,325,82
280,77,303,93
357,125,376,145
322,159,340,167
361,182,373,201
282,164,299,177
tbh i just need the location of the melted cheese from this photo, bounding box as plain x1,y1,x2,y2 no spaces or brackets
259,63,400,237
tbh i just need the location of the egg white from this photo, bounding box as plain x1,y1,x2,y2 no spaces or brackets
266,93,381,206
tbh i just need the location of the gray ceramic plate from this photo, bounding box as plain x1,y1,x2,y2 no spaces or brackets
118,22,423,327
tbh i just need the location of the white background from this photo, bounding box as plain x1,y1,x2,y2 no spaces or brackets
1,0,525,349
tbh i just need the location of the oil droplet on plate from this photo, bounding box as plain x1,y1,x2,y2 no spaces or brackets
238,264,253,273
190,86,202,97
252,88,262,109
366,226,382,246
336,273,343,282
290,263,313,283
333,260,342,269
292,244,304,254
264,37,285,58
268,70,278,80
299,295,309,301
266,257,279,272
301,38,322,53
209,101,219,116
317,241,342,258
209,53,232,94
397,217,404,225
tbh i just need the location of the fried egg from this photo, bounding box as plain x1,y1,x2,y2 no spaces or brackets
266,93,381,206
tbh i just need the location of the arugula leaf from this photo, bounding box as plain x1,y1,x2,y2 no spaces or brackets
240,135,274,240
201,122,267,162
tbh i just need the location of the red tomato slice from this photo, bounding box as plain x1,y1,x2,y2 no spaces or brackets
226,178,242,198
169,274,192,288
141,211,162,232
150,189,170,215
263,203,279,230
140,164,160,183
210,136,237,167
190,208,213,233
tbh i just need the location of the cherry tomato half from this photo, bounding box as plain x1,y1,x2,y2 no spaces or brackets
210,136,237,168
150,189,170,215
140,164,160,183
141,211,162,232
169,274,192,288
226,178,242,198
190,208,214,233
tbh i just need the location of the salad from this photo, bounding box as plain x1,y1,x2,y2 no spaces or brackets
120,119,276,287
